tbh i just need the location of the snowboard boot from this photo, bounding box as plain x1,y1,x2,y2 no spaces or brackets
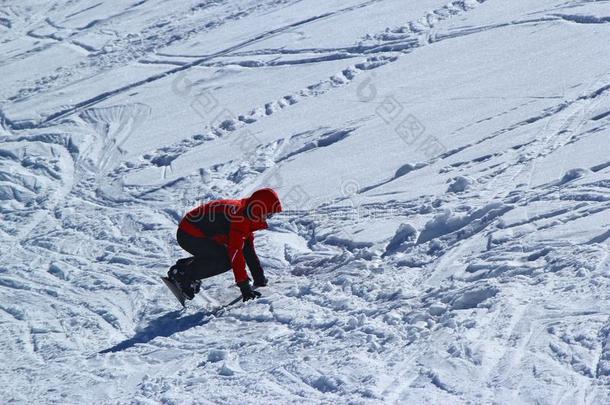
168,259,201,300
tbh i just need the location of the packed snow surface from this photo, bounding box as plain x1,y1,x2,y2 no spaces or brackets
1,0,610,403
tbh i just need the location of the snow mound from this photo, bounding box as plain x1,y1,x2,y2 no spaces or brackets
447,176,474,193
560,168,592,184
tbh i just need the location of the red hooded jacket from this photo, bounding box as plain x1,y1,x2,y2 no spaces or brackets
178,188,282,283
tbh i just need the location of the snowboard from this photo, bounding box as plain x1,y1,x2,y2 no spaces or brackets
161,276,187,308
161,277,266,310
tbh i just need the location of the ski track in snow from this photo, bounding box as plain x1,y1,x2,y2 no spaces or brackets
1,0,610,403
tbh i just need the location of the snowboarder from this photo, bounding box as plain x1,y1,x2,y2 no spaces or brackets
167,188,282,303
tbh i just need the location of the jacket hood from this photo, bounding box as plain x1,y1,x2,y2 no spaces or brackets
246,188,282,221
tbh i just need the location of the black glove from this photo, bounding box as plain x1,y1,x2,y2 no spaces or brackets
237,280,261,302
253,276,268,287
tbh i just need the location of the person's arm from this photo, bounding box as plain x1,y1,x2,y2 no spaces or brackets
227,225,261,301
243,233,267,286
227,227,249,283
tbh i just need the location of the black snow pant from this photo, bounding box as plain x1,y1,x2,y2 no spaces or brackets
176,229,232,280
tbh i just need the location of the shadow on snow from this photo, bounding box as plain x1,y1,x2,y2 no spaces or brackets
99,310,212,354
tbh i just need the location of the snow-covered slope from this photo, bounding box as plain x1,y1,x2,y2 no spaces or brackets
1,0,610,403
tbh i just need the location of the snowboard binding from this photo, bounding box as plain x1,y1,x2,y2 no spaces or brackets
163,259,202,306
